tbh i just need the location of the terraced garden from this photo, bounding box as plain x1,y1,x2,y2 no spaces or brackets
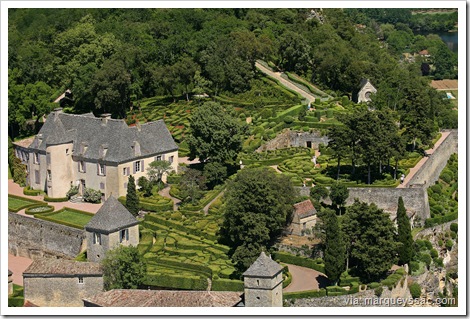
425,153,458,227
138,198,244,291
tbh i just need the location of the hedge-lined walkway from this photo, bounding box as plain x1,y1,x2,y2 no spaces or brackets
158,186,181,211
283,263,327,293
398,131,450,188
8,179,102,216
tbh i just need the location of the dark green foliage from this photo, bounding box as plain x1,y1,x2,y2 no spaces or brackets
220,167,295,273
137,176,153,197
342,200,399,282
284,289,327,300
409,282,421,299
419,253,432,267
396,197,413,265
66,185,79,199
125,175,140,216
310,186,329,202
329,182,349,212
445,239,453,251
102,245,146,290
272,252,325,273
450,223,458,233
374,286,383,297
323,209,346,285
211,278,244,291
179,169,207,205
23,186,42,196
43,195,69,202
147,160,173,189
187,102,247,164
203,162,227,189
430,249,438,259
409,261,420,273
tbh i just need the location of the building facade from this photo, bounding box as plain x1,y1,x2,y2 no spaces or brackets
19,108,178,199
84,196,140,262
354,79,377,103
23,259,103,307
288,199,318,236
243,252,283,307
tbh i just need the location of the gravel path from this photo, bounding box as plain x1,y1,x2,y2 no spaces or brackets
8,254,33,286
255,62,316,104
158,185,181,211
283,263,328,292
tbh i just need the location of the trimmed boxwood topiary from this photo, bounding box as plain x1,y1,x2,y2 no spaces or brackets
409,282,421,299
25,205,54,215
43,195,69,202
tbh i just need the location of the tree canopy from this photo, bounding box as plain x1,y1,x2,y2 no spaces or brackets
220,167,295,273
187,102,247,164
102,245,146,290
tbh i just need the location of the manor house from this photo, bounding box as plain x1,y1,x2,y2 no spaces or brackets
16,108,178,200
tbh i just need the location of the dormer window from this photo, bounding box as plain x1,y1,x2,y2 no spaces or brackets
99,145,108,158
33,153,39,164
80,143,88,155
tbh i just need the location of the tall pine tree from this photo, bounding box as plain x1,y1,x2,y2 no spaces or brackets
397,196,413,265
126,175,139,216
324,209,346,285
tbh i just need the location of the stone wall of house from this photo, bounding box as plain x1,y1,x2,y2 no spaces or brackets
297,187,430,223
257,130,328,152
406,130,458,188
8,213,86,259
24,275,103,307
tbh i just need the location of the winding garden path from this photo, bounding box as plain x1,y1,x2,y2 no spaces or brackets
283,263,328,292
255,61,317,104
158,185,181,211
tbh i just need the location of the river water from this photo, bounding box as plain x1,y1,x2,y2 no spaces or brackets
416,31,458,53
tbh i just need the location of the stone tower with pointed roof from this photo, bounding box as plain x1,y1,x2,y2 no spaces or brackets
84,196,139,262
243,251,283,307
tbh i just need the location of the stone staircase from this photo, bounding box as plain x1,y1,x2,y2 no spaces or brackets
69,195,84,203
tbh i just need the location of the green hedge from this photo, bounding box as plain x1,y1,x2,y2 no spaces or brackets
35,207,94,229
146,257,213,278
272,252,325,273
43,195,69,202
274,105,304,123
167,174,182,184
145,272,207,290
284,288,327,300
211,278,244,292
23,186,42,196
139,199,173,212
425,211,458,227
8,194,46,212
24,205,55,215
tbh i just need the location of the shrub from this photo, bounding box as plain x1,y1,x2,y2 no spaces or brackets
83,188,101,203
284,116,294,124
440,172,452,184
272,252,325,273
445,239,453,250
409,261,420,273
374,286,383,297
409,282,421,299
419,253,432,267
66,186,79,199
430,249,438,258
424,240,433,250
450,223,458,233
433,257,444,267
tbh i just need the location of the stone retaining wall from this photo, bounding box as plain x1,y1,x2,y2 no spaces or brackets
257,130,328,152
297,186,430,222
407,130,458,187
8,212,86,259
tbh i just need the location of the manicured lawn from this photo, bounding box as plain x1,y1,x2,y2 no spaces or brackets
38,208,93,229
8,284,24,307
8,195,43,212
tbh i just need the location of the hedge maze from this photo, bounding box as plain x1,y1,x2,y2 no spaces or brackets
139,205,244,291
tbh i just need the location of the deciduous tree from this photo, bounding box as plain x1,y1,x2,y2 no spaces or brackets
102,245,146,290
147,160,173,189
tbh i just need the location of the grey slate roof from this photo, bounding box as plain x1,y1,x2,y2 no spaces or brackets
28,111,178,164
23,259,102,276
84,196,139,233
243,251,283,278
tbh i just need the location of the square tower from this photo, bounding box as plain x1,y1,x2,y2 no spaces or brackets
243,252,283,307
84,196,139,262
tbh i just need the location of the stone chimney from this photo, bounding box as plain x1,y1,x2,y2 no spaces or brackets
100,113,111,125
53,107,63,120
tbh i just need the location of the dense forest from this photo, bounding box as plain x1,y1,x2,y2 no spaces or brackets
8,8,458,138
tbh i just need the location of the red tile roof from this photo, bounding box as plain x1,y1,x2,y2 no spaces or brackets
24,300,39,307
293,200,317,219
84,290,242,307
